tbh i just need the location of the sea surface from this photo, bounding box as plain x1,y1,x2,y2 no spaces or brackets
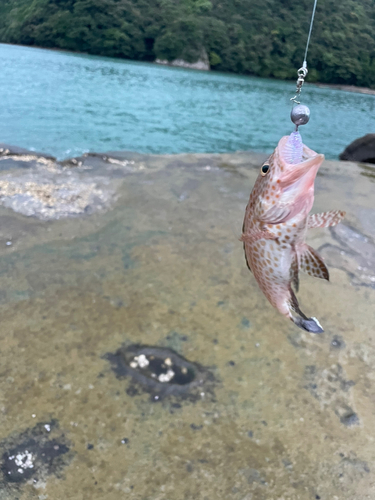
1,43,374,160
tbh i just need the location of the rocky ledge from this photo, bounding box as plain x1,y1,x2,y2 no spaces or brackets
0,144,147,220
0,143,374,500
0,144,265,220
0,142,374,290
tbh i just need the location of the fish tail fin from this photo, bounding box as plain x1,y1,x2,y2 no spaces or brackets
288,287,324,334
291,315,324,334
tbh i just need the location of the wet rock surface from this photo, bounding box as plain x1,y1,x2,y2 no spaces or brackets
304,363,359,426
0,144,146,220
0,147,373,499
319,223,375,288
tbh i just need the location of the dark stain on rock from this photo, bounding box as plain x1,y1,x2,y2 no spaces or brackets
190,424,203,431
0,420,71,486
240,317,250,328
104,344,216,402
335,405,360,427
304,364,359,426
239,467,267,485
331,335,346,350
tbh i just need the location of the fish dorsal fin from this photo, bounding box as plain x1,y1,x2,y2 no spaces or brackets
290,253,299,293
298,245,329,281
308,210,346,229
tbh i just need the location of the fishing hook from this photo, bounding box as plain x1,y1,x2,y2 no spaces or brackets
290,64,308,104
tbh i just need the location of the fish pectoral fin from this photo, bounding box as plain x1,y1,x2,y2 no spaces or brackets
240,230,277,243
308,210,346,229
258,205,291,225
298,244,329,281
290,254,299,293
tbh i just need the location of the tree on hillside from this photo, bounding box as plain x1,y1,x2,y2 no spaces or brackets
0,0,374,87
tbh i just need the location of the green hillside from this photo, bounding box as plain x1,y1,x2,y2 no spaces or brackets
1,0,375,87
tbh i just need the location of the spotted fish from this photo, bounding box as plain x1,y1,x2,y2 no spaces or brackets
241,131,345,333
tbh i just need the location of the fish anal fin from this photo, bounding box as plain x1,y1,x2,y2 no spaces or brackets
290,253,299,293
308,210,346,229
298,245,329,281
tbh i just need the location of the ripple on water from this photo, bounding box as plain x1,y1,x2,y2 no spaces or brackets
1,44,375,159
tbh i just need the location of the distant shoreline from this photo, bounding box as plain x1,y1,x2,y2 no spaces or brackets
2,42,375,96
312,83,375,96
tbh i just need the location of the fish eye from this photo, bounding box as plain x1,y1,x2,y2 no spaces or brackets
261,164,269,176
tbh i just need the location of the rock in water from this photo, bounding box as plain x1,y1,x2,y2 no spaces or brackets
339,134,375,163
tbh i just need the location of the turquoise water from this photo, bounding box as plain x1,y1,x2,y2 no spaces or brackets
1,43,374,160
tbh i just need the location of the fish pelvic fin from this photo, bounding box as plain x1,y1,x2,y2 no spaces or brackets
288,287,324,334
308,210,346,229
290,253,299,293
298,244,329,281
243,244,252,273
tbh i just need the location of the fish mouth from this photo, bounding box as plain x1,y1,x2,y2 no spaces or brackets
279,152,325,190
276,135,324,189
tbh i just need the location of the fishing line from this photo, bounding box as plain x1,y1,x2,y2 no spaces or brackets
290,0,318,106
303,0,318,68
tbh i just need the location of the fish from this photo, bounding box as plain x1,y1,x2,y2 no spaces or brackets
241,131,345,333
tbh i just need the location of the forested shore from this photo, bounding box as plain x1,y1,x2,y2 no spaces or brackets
1,0,375,88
